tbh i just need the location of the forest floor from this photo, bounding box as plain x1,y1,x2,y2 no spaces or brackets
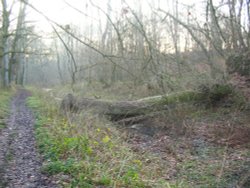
39,83,250,187
1,87,250,187
118,106,250,187
0,89,57,188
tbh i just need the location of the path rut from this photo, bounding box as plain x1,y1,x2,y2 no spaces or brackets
0,89,57,188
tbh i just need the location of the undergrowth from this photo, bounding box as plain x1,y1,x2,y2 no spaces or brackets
26,86,250,188
0,89,12,129
27,89,173,187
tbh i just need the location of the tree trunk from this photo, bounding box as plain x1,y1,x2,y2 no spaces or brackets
10,1,27,84
1,0,10,87
60,91,204,120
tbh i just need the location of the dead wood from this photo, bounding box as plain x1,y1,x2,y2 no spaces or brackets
60,91,204,119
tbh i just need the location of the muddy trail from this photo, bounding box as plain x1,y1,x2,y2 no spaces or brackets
0,89,57,188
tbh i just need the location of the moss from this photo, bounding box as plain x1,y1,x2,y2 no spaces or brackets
208,84,233,102
195,83,247,108
161,91,204,105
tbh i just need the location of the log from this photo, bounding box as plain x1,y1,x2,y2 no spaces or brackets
60,91,204,120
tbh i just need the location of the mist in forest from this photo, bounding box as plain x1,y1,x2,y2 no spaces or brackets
0,0,249,93
1,1,250,187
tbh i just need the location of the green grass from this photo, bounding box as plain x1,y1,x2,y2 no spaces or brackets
177,146,250,188
26,86,250,188
0,89,12,130
27,89,172,187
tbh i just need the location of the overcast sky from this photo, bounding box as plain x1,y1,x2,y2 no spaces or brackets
26,0,204,33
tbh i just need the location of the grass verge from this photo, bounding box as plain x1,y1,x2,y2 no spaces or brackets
27,86,250,187
27,89,173,187
0,89,12,130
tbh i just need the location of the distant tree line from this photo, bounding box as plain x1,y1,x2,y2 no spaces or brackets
1,0,249,90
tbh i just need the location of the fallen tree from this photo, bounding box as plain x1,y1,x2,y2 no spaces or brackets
60,91,208,120
60,84,240,120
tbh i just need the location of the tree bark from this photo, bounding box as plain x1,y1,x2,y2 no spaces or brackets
1,0,10,87
10,1,27,84
60,91,203,120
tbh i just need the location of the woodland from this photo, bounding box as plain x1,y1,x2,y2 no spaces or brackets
0,0,250,187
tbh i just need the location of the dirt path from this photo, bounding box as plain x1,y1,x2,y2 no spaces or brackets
0,89,57,188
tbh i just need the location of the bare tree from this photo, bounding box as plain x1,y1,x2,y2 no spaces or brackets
1,0,10,87
17,0,250,90
10,0,28,85
0,0,30,87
